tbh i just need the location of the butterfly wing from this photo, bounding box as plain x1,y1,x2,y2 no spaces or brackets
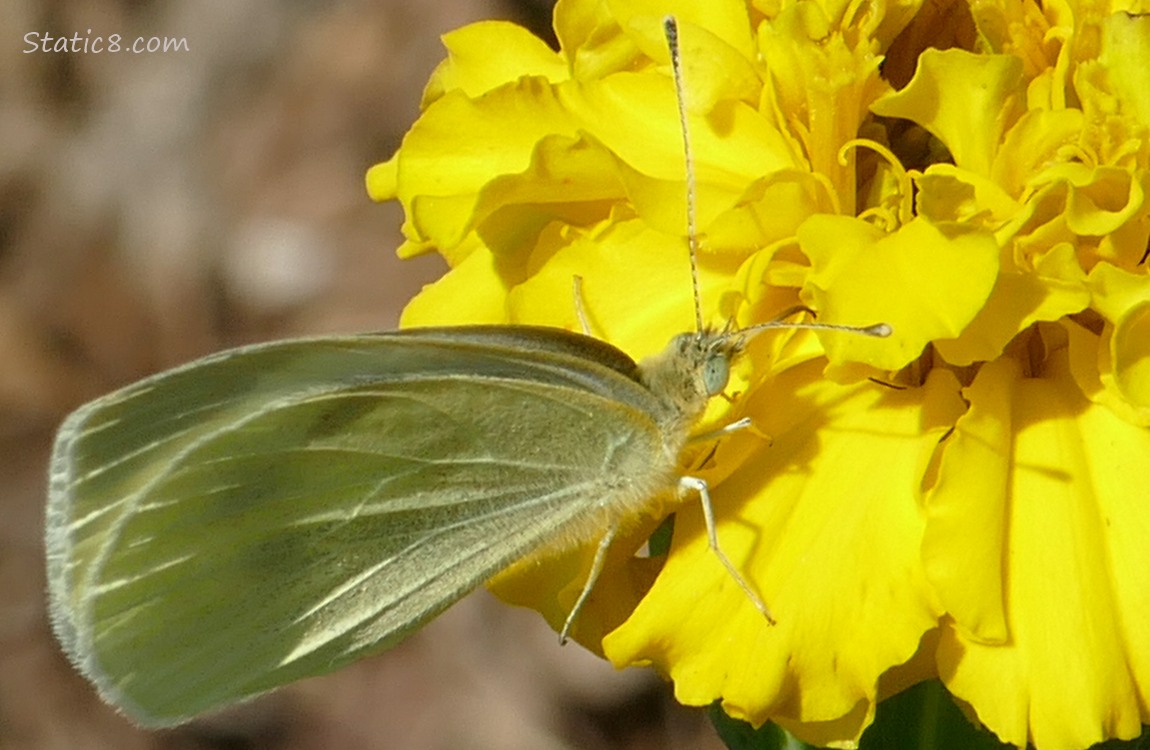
46,328,669,726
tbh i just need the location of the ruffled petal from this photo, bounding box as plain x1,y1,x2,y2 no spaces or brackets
871,48,1025,177
423,20,569,105
1066,263,1150,425
937,341,1150,749
798,216,1000,370
934,242,1090,365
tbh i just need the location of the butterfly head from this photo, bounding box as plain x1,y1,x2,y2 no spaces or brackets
638,329,743,427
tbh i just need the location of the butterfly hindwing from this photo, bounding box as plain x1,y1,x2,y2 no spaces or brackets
46,328,670,725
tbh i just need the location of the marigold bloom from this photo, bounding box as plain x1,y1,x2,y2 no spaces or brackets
368,0,1150,747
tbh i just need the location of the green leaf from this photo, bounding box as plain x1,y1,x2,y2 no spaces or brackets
708,704,815,750
709,681,1150,750
858,680,1007,750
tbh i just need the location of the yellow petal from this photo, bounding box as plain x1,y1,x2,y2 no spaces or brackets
1060,165,1146,241
365,155,398,203
1067,263,1150,425
934,242,1089,365
938,343,1150,750
397,78,580,251
553,0,639,80
614,0,758,64
557,71,799,213
758,5,888,212
609,104,801,241
507,216,732,360
914,164,1021,229
554,0,757,81
603,364,960,742
871,48,1024,177
471,133,626,257
965,0,1064,83
423,21,568,105
1095,12,1150,136
922,357,1016,644
399,240,511,327
798,216,1000,370
1106,301,1150,419
991,109,1084,199
488,516,666,655
709,170,837,255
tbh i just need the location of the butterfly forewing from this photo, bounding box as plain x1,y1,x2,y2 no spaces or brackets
46,327,671,726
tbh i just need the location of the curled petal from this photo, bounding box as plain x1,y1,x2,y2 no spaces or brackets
871,48,1025,177
798,216,1000,370
423,21,569,104
934,242,1089,366
1066,263,1150,425
389,78,581,254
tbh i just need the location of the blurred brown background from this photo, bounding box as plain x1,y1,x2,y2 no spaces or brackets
0,0,724,748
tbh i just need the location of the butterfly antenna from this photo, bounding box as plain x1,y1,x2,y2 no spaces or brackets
664,17,892,344
664,16,704,334
744,315,892,339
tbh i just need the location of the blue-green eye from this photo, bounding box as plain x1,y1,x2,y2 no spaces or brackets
703,353,730,396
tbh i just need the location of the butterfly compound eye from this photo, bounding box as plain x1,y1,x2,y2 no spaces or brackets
702,353,730,396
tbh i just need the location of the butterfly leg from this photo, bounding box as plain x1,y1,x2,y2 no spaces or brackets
680,476,777,625
571,275,593,335
560,522,617,644
686,418,772,472
688,416,752,443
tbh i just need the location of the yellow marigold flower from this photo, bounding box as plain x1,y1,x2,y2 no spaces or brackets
368,0,1150,747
